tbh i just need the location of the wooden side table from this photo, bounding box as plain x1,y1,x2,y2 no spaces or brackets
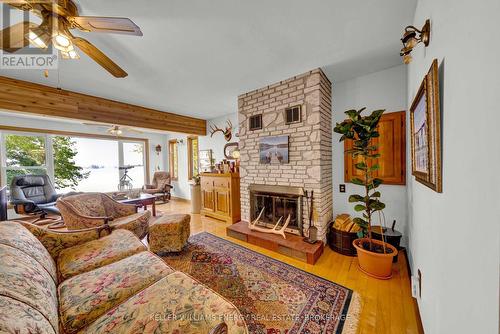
119,193,157,216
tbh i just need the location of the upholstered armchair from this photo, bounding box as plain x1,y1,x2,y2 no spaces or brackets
143,171,173,202
57,193,150,239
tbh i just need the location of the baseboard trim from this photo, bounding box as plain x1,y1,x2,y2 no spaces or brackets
171,196,191,203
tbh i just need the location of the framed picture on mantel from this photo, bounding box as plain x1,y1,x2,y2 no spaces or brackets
410,59,442,192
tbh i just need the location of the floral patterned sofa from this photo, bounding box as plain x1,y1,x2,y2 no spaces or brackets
0,220,248,334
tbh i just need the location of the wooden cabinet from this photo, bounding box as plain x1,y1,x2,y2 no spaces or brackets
344,111,406,185
200,173,241,223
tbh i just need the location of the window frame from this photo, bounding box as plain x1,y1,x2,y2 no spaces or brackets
168,139,179,181
0,126,150,191
187,136,199,180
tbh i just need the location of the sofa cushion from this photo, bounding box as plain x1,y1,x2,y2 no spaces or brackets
81,271,248,334
0,296,56,334
0,244,58,333
57,229,146,281
58,252,174,333
0,221,57,283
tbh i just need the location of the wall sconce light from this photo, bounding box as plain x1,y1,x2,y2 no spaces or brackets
400,19,430,64
155,145,162,153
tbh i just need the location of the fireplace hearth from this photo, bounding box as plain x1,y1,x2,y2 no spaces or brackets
249,184,304,236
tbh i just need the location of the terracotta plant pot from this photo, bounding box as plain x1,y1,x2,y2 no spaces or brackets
353,238,398,280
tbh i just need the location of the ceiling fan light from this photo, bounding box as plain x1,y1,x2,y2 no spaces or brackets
28,29,50,49
68,49,79,59
60,50,70,59
55,34,70,47
53,33,72,51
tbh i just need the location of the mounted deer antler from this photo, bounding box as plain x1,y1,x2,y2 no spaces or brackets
209,119,233,142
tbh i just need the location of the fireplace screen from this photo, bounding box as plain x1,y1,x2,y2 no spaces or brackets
251,191,302,236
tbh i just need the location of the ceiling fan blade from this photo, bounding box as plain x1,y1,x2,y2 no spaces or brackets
123,127,143,134
0,21,34,52
72,37,128,78
69,16,142,36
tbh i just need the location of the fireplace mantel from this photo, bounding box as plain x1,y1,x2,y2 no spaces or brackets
248,184,304,197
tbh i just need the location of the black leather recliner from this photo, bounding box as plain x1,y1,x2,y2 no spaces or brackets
10,174,61,218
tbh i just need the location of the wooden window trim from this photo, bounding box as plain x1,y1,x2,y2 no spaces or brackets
187,136,199,180
168,139,178,181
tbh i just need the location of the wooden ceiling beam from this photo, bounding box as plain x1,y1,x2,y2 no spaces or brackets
0,76,207,135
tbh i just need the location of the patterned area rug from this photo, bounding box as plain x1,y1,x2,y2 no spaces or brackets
161,232,360,334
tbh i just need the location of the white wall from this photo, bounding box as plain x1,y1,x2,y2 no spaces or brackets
407,1,500,333
167,112,239,200
0,111,169,184
332,65,408,244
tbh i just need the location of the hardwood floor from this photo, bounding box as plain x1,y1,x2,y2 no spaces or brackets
157,199,423,334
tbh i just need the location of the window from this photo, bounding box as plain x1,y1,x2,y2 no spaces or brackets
249,114,262,131
187,136,199,180
285,105,302,124
169,139,178,180
0,129,148,193
3,133,50,188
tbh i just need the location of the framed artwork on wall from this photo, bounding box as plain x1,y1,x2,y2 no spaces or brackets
410,59,442,192
259,135,289,164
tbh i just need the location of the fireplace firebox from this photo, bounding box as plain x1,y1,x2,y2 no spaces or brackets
249,184,304,236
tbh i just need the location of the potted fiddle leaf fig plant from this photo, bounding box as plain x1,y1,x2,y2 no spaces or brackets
334,108,397,279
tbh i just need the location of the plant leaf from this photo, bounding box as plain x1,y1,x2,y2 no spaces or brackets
354,204,366,212
348,194,364,202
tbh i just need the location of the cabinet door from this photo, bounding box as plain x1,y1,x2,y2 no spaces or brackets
214,188,231,216
201,189,215,212
344,111,406,185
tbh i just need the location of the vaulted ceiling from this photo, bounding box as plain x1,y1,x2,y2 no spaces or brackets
0,0,416,119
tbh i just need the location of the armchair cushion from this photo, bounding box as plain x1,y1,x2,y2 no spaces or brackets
81,271,248,334
58,251,174,333
112,211,151,240
57,229,146,281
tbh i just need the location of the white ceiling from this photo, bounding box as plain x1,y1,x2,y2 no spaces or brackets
0,0,416,119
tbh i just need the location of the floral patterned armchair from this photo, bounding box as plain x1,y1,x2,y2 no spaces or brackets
142,171,173,202
56,192,150,239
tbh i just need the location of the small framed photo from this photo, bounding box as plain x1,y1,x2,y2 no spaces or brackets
410,59,442,192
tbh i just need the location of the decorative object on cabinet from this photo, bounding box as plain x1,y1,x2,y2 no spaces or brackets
259,135,289,164
200,173,240,224
199,149,215,173
224,142,239,160
209,119,233,142
400,19,430,64
344,111,406,185
334,108,398,279
410,59,442,192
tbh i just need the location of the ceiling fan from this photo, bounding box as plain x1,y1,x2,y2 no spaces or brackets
83,123,143,136
0,0,143,77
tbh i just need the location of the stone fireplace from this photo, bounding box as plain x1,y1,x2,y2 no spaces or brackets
249,184,304,235
238,69,333,241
